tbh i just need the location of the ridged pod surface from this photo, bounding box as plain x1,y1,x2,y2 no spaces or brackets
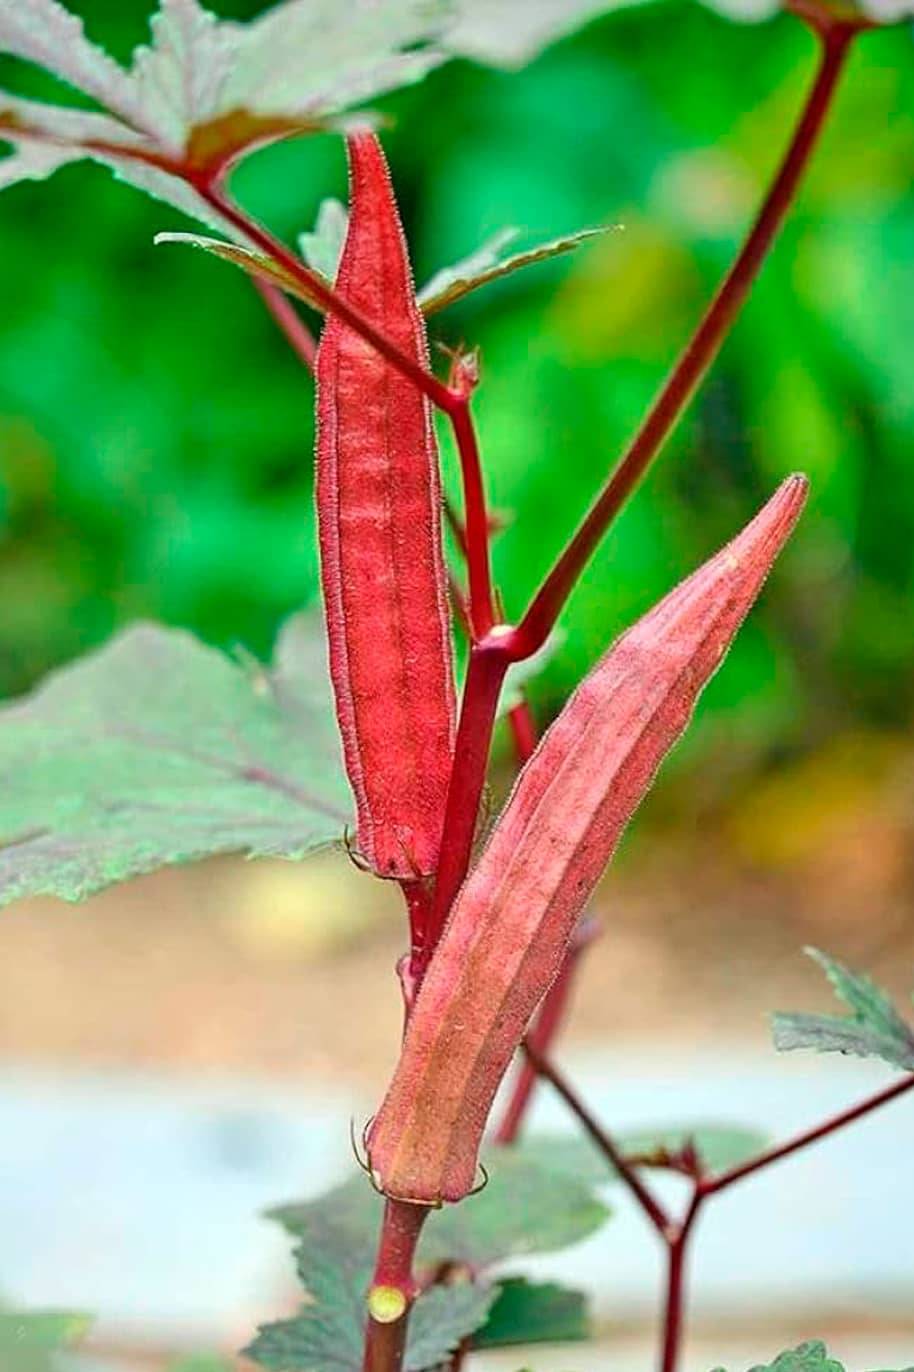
368,476,808,1202
316,132,455,878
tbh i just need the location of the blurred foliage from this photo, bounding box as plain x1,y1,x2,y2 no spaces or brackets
0,1,913,788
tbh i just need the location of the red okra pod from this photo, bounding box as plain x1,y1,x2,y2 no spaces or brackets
316,132,455,879
368,476,808,1203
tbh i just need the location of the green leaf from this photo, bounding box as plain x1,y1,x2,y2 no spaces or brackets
156,218,605,322
0,0,447,225
443,0,911,58
0,613,352,907
245,1196,495,1372
718,1342,847,1372
154,232,323,308
271,1145,611,1277
619,1124,768,1175
299,199,349,284
516,1123,767,1186
422,1144,611,1266
405,1282,497,1371
253,1145,607,1371
167,1358,234,1372
0,1310,92,1372
418,226,609,315
472,1278,589,1348
772,949,914,1073
442,0,650,68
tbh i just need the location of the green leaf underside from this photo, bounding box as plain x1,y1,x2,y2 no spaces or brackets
0,0,907,236
712,1340,914,1372
515,1123,768,1186
299,198,349,281
270,1145,611,1273
418,226,609,314
0,0,446,228
772,949,914,1073
154,220,607,317
0,1310,91,1372
0,613,351,907
472,1277,589,1348
154,232,320,305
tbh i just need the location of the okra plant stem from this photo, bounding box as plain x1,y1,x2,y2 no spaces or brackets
252,277,317,367
425,19,857,979
512,21,857,659
199,181,457,410
530,1046,914,1372
362,1199,429,1372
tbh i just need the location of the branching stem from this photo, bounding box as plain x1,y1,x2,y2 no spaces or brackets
422,24,856,976
199,180,457,412
530,1048,913,1372
511,24,856,659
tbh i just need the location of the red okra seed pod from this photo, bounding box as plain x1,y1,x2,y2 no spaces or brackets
316,132,455,879
367,475,808,1203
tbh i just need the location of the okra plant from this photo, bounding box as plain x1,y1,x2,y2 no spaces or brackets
1,3,913,1372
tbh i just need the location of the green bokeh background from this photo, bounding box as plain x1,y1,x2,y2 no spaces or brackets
1,2,912,781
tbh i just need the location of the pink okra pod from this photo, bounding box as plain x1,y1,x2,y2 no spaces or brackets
368,475,808,1204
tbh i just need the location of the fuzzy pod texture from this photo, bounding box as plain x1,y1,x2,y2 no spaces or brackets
316,132,455,878
368,476,808,1202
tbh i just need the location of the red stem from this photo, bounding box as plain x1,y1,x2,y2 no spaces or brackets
419,27,855,966
198,180,457,413
505,698,538,763
702,1070,914,1197
253,276,318,368
362,1199,429,1372
420,637,511,973
530,1049,913,1372
659,1188,702,1372
523,1043,671,1235
450,396,496,639
511,25,855,660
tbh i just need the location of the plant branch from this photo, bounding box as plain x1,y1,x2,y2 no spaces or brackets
509,24,856,660
703,1070,914,1198
529,1043,912,1372
253,276,318,368
362,1199,429,1372
524,1043,670,1237
198,180,457,413
659,1186,702,1372
657,1072,913,1372
450,394,496,638
421,636,511,973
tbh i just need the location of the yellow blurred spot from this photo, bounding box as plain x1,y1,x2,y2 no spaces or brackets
552,214,697,361
727,732,907,872
368,1285,407,1324
227,848,397,961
